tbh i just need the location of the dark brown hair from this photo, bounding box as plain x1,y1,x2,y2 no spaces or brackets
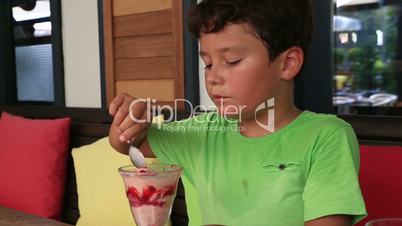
188,0,313,62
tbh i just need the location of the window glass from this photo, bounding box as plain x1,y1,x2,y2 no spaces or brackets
12,0,50,22
13,0,51,39
15,44,54,102
333,0,402,109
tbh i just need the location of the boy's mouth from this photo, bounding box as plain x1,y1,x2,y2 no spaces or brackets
213,95,228,102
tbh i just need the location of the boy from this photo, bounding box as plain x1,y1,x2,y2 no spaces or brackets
109,0,367,225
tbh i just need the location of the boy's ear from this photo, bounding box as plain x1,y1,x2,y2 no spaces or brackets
279,46,304,80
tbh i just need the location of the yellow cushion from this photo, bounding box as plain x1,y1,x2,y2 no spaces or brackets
72,137,165,226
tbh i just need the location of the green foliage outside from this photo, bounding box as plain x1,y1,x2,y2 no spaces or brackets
335,5,398,94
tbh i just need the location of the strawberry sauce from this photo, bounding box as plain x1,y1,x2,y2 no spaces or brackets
126,184,176,207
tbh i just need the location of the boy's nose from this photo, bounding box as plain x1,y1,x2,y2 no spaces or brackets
206,74,224,86
206,67,224,86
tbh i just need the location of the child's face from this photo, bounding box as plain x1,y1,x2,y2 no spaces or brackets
199,23,283,119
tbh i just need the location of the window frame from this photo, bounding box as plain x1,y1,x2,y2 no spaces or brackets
0,0,65,106
0,0,17,105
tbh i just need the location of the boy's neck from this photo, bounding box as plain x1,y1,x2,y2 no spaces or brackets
238,103,302,138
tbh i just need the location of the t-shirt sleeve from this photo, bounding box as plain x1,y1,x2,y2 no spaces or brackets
146,116,205,183
302,124,367,225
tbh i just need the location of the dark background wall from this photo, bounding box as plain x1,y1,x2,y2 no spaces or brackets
295,0,333,113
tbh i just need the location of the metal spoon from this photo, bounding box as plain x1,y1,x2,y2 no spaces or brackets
129,145,146,168
127,114,165,168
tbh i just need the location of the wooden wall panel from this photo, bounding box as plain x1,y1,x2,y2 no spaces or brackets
104,0,185,108
103,0,115,105
113,0,172,16
115,80,175,101
114,10,172,38
114,34,173,59
115,57,173,80
171,0,185,108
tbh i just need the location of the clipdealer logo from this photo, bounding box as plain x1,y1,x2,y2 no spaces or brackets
254,97,275,133
128,98,275,132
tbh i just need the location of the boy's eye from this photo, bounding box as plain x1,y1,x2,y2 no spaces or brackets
204,64,212,70
227,59,242,66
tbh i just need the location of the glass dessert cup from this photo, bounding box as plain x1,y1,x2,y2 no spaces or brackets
366,218,402,226
118,164,182,226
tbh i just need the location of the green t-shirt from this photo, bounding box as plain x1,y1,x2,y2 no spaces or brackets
147,111,367,226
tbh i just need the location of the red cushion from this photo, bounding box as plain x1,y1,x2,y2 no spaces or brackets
0,112,71,220
356,145,402,226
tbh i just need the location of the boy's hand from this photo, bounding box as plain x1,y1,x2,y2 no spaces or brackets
109,93,150,152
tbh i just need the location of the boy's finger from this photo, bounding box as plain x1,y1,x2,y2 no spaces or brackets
120,110,150,143
117,100,146,129
128,98,147,122
120,122,150,143
118,106,151,134
118,115,137,133
109,95,126,116
113,106,129,127
114,95,141,126
129,130,147,147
